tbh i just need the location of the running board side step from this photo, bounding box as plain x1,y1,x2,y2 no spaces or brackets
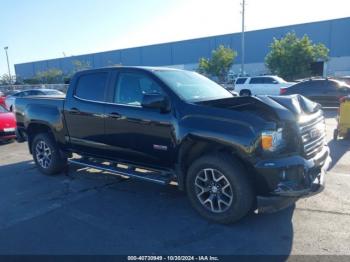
68,159,174,185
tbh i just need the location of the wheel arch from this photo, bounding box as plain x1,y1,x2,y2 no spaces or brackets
239,89,252,96
176,136,251,191
27,122,56,154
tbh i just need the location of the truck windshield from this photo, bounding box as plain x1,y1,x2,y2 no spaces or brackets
154,70,233,102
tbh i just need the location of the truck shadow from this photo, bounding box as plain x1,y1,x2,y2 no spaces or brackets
0,161,294,256
71,165,295,255
328,138,350,171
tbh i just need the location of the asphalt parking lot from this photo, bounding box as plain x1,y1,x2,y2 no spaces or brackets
0,110,349,256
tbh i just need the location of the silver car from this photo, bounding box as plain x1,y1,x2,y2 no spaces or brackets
5,89,65,111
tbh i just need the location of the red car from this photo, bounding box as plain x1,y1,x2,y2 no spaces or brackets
0,91,6,109
0,105,16,141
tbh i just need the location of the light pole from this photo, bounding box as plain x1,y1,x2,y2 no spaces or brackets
241,0,246,76
4,47,12,84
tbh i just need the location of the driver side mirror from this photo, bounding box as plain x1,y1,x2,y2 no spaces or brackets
272,80,278,84
141,93,170,113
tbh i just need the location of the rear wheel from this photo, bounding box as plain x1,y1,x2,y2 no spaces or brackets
32,133,67,175
240,90,251,96
186,154,254,224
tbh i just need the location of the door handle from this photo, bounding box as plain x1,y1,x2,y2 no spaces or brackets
69,107,80,114
107,112,122,119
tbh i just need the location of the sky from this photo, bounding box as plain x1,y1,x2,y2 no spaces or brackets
0,0,349,75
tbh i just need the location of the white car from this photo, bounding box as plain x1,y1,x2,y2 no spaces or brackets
5,89,65,111
234,76,295,96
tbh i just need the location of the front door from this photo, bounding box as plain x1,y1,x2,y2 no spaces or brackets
104,70,175,167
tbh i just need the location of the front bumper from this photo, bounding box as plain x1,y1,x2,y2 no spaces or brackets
0,131,16,141
255,146,331,213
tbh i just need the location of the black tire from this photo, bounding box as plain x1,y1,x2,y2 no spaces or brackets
31,133,67,175
240,90,251,96
186,153,254,224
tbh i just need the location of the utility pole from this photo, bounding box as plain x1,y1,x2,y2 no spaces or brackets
241,0,246,76
4,47,12,85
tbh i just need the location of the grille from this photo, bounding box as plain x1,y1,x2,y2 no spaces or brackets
0,131,15,137
299,115,326,159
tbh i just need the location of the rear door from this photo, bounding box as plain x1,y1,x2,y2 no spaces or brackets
306,81,327,105
103,69,175,167
263,77,280,95
249,77,265,95
64,70,111,156
319,81,339,106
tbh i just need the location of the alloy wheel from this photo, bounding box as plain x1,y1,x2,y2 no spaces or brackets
194,168,234,213
35,140,52,169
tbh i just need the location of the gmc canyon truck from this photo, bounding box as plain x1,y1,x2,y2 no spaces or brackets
15,67,331,223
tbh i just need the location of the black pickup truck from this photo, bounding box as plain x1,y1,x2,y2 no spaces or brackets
15,67,331,223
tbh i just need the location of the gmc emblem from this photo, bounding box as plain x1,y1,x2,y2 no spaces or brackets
310,129,321,139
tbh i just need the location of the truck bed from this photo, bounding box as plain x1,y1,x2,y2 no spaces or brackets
15,95,67,146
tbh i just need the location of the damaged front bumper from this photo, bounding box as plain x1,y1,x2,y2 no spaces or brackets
255,146,331,213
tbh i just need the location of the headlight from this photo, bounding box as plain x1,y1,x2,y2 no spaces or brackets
261,128,285,152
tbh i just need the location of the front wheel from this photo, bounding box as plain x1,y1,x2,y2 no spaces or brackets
186,154,254,224
32,133,67,175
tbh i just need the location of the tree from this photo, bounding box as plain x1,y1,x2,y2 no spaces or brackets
0,74,12,85
265,32,329,81
198,45,237,83
72,60,91,73
35,68,64,84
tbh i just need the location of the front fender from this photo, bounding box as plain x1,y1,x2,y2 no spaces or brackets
177,114,260,157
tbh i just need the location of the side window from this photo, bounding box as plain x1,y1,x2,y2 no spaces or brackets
293,82,309,91
13,92,22,97
29,90,42,96
309,81,325,90
235,78,247,84
263,77,277,84
325,81,339,90
21,91,30,97
75,72,108,102
114,72,163,106
249,77,264,84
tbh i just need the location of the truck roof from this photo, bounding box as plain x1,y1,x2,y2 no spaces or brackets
91,66,185,72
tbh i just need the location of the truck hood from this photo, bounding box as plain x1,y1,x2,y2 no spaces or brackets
198,95,321,122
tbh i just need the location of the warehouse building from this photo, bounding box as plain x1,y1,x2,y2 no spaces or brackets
15,17,350,79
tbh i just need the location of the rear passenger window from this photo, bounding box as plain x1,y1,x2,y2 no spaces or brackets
326,81,339,89
29,90,43,96
75,73,108,102
263,77,276,84
249,77,264,84
235,78,247,84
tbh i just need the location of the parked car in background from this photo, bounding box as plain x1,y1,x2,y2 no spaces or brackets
221,83,238,96
5,89,65,111
0,90,21,109
335,76,350,86
234,76,295,96
0,105,16,142
0,91,5,108
281,78,350,107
